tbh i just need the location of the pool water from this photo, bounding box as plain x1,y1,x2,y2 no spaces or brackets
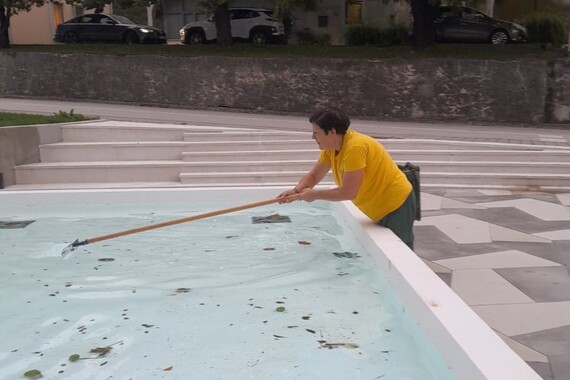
0,200,454,380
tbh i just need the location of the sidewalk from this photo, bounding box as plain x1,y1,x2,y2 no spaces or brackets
1,98,570,379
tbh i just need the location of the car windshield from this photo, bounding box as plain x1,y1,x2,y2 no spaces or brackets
112,15,136,25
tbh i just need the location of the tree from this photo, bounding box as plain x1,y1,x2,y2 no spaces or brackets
395,0,484,49
198,0,231,46
0,0,45,48
409,0,439,49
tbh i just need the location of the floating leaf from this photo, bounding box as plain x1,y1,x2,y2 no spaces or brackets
68,354,80,362
298,240,311,245
89,346,112,357
23,369,42,379
275,306,286,312
163,366,173,371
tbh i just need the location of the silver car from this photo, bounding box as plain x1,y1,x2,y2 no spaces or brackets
179,8,286,45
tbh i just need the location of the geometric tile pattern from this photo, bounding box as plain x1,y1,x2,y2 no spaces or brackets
477,199,570,221
415,189,570,380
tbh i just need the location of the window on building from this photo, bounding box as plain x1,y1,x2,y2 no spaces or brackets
346,0,363,25
318,15,328,28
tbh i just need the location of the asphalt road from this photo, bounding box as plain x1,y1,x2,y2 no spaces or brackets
2,97,570,146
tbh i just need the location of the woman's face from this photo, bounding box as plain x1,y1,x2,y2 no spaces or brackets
311,123,336,150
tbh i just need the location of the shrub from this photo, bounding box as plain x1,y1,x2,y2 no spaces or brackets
519,12,568,45
296,28,331,45
346,23,408,46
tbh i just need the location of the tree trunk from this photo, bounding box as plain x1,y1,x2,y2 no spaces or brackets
0,6,11,49
214,3,232,46
410,0,438,50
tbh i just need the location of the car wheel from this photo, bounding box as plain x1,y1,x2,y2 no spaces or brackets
188,31,205,44
63,32,78,44
251,31,268,45
125,31,140,44
490,30,509,45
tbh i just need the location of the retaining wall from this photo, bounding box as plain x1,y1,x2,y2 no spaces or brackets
0,51,569,124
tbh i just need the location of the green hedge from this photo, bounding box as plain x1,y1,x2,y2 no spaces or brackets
346,23,408,46
519,12,568,44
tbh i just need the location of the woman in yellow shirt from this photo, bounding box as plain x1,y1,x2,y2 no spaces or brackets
279,106,416,249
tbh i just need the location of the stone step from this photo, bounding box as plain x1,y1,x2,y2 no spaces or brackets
182,131,312,142
18,154,570,185
62,123,560,153
63,124,312,142
16,159,570,185
61,121,228,142
15,161,183,184
183,149,570,163
179,171,570,187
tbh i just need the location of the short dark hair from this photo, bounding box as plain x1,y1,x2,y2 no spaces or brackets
309,106,351,135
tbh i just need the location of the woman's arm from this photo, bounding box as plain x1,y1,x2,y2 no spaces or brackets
299,168,364,202
278,161,330,202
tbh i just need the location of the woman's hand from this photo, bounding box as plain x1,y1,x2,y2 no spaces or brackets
297,188,317,202
278,188,300,204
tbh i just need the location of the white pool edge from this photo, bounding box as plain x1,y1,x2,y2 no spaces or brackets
0,187,541,380
336,200,541,380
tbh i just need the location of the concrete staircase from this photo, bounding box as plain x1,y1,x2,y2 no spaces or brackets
9,120,570,190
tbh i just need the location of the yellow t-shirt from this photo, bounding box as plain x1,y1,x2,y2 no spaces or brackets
319,130,412,221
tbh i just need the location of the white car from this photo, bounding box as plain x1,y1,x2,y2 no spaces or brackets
179,8,286,45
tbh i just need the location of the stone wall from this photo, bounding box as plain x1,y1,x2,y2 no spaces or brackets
0,124,62,188
0,51,569,125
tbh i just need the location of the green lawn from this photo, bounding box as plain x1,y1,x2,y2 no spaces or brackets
9,42,562,61
0,111,93,127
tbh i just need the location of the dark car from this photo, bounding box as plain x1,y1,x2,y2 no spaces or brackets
434,6,527,44
54,13,167,44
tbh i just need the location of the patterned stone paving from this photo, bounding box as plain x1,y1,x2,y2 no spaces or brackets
416,189,570,379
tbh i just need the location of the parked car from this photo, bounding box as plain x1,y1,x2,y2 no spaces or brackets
54,13,167,44
179,8,286,45
434,6,527,44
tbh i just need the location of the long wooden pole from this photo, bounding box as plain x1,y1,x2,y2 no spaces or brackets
62,195,298,257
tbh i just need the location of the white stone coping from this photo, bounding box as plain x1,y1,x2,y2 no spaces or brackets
0,186,542,380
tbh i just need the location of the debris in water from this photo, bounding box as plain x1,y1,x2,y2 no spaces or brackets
318,341,359,349
298,240,311,245
332,251,360,259
252,214,291,224
0,220,35,229
23,369,42,379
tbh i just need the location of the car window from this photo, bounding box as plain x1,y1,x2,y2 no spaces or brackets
245,11,258,19
77,15,97,24
437,8,461,20
463,8,487,21
230,10,245,20
100,16,114,25
231,9,260,20
113,15,135,25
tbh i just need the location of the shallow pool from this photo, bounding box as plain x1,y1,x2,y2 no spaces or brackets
0,196,456,380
